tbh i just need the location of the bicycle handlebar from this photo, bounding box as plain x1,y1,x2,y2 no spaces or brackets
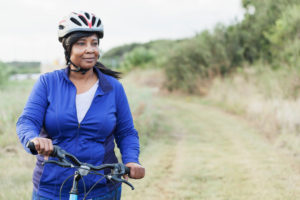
27,142,129,171
26,141,133,190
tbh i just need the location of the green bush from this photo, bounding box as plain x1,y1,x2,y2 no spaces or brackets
101,40,178,70
163,0,300,93
101,0,300,94
121,47,155,71
101,43,142,69
264,4,300,66
164,28,233,93
6,61,40,74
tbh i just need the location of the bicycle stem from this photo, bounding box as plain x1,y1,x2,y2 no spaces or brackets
69,171,82,196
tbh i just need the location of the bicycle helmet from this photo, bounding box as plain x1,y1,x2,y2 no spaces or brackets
58,11,104,42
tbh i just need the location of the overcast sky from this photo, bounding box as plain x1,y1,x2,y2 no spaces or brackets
0,0,245,63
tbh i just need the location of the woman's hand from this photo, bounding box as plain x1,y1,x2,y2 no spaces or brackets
30,137,53,160
124,162,145,180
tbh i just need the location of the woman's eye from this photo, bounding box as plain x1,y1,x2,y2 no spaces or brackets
92,42,99,46
77,42,85,46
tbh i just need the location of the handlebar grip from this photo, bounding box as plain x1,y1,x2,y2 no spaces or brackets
26,141,38,155
26,141,58,157
125,166,130,176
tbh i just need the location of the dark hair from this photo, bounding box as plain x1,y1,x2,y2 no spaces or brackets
61,31,121,79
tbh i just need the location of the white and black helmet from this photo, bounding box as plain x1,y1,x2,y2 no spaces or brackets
58,11,104,42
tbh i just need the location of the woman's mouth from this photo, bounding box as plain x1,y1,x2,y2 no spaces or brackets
83,58,95,62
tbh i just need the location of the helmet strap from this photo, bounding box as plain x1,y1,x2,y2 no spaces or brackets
68,59,91,75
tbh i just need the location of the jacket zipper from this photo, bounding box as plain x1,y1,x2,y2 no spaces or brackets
73,82,99,155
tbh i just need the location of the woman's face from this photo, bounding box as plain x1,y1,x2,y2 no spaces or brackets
70,34,99,69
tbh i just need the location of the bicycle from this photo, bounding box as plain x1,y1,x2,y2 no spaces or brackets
27,142,134,200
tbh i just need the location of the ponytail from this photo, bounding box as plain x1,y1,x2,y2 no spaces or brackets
96,62,122,79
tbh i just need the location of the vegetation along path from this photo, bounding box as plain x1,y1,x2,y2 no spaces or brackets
122,75,300,200
1,72,300,199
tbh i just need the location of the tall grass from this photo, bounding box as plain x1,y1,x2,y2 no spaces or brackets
0,80,35,147
120,69,168,148
205,65,300,154
0,80,36,199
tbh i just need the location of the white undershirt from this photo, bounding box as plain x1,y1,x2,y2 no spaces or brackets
76,80,99,123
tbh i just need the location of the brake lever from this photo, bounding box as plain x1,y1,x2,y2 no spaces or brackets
110,176,135,190
64,152,82,166
52,145,67,160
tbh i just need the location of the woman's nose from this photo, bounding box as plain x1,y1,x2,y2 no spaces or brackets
85,44,95,53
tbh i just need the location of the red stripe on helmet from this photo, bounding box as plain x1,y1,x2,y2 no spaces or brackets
78,13,92,28
59,19,66,24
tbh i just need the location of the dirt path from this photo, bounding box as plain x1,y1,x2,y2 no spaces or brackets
122,96,300,200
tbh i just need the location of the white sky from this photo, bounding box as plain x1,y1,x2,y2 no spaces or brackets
0,0,245,63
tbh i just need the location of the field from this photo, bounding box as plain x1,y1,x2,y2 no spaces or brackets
1,69,300,199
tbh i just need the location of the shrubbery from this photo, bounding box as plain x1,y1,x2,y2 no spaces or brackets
101,40,179,71
164,0,300,93
121,47,155,70
102,0,300,94
265,4,300,67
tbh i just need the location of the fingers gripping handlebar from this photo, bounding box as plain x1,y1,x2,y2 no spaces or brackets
27,141,80,167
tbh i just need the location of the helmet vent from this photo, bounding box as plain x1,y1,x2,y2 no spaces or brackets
58,25,65,30
92,16,96,26
79,16,88,26
96,19,101,27
84,12,90,19
70,17,82,26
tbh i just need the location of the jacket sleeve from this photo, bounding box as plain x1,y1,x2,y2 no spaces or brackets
114,83,140,164
16,75,48,154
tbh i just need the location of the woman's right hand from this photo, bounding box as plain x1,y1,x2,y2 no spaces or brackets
30,137,53,160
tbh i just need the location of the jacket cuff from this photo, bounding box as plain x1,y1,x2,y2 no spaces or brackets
122,158,140,165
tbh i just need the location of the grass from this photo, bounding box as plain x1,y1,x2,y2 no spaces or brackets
122,93,300,200
204,65,300,153
0,80,35,147
121,69,300,200
2,68,300,200
0,80,36,199
120,69,168,148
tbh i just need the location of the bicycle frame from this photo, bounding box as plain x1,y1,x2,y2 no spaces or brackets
69,194,78,200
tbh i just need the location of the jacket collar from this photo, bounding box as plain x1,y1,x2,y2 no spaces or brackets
63,66,113,95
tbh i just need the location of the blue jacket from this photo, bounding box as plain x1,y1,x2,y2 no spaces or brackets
16,66,140,199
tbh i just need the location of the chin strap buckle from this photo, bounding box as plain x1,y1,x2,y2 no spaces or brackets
68,60,93,75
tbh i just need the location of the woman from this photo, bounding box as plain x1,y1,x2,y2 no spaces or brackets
16,11,145,200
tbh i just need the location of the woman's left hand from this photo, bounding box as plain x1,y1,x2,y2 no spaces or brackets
124,162,145,180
